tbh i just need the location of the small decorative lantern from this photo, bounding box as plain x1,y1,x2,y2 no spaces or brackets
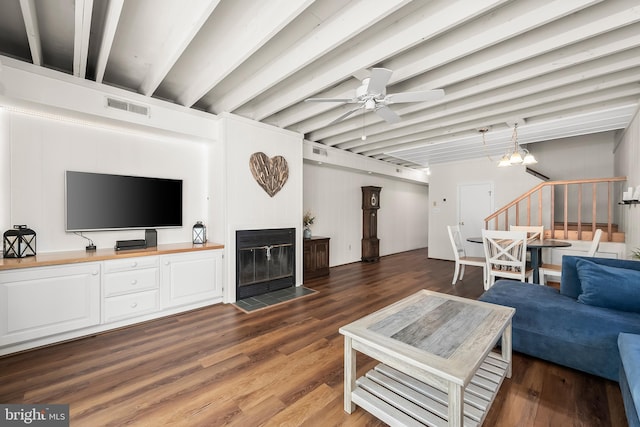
3,225,37,258
192,221,206,244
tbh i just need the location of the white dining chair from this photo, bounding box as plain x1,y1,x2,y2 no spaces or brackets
447,225,486,286
510,225,544,241
482,229,534,289
538,229,602,285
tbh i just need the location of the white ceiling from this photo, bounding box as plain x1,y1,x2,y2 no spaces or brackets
1,0,639,169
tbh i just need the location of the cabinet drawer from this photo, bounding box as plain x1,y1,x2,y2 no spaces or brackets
104,269,158,296
104,256,159,273
104,290,159,323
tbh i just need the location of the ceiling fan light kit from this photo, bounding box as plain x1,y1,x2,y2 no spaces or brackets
305,68,444,125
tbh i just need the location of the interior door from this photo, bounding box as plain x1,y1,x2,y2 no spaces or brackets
458,183,494,257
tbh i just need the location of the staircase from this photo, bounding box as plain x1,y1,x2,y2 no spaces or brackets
485,177,627,242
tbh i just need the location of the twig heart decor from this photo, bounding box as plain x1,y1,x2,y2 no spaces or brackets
249,152,289,197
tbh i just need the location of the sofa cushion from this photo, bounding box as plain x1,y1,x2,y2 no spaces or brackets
561,256,640,300
576,259,640,313
618,333,640,426
480,279,640,381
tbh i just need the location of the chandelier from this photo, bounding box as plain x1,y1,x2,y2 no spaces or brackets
498,122,537,167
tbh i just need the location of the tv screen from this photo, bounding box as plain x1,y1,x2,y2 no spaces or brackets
66,171,183,231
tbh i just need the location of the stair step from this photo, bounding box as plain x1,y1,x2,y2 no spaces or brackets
552,222,619,232
548,229,624,243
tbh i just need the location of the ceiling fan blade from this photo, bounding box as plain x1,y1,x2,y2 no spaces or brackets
305,97,355,103
366,68,393,95
375,105,400,124
328,106,364,125
384,89,445,104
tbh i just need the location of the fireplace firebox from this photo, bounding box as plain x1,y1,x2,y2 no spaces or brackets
236,228,296,299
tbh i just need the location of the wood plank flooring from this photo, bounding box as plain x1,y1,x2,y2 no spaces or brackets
0,248,628,426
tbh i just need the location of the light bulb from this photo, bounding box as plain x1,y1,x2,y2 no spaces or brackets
498,154,511,167
523,152,537,164
509,151,523,164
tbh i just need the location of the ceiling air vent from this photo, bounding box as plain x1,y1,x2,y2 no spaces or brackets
106,97,150,117
312,147,328,156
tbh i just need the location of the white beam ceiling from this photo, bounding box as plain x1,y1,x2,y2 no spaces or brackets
0,0,639,169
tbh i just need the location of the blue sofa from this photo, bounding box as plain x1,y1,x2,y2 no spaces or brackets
479,256,640,425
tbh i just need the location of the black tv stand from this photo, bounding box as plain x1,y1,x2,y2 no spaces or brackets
115,239,147,251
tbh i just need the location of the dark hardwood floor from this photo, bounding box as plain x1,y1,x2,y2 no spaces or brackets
0,248,627,426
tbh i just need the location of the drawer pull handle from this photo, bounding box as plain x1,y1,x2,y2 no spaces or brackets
131,302,138,308
92,271,99,276
132,262,138,267
131,279,138,285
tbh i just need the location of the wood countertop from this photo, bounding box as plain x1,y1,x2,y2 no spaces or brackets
0,242,224,271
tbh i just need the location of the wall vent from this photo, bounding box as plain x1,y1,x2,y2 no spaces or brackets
106,97,150,117
312,147,328,156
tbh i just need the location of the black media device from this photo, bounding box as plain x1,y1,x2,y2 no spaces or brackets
65,171,183,232
115,239,147,251
145,229,157,247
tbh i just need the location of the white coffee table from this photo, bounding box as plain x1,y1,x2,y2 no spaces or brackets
339,290,515,427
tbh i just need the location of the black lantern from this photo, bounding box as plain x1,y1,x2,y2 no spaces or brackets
192,221,206,244
3,225,37,258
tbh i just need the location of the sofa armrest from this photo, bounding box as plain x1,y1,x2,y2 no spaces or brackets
619,333,640,427
560,256,640,299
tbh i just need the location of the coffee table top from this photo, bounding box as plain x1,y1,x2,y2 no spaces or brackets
339,290,514,386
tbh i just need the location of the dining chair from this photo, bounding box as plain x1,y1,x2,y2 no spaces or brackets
510,225,544,240
447,225,486,286
538,229,602,285
482,229,533,289
510,225,544,263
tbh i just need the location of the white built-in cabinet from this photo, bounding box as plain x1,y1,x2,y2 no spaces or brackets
0,263,101,346
0,244,223,356
161,250,222,308
103,256,160,323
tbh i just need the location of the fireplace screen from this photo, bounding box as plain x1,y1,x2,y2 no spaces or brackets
236,228,295,299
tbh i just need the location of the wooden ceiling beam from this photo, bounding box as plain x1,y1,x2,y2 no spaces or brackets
208,0,412,114
139,0,221,96
241,0,511,121
176,0,316,107
94,0,124,83
73,0,93,78
18,0,42,66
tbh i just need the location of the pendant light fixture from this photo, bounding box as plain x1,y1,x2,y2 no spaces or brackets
498,122,537,167
361,109,367,141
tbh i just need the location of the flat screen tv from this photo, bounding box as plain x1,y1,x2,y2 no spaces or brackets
65,171,183,231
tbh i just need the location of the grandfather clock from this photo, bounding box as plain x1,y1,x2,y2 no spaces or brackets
361,186,381,262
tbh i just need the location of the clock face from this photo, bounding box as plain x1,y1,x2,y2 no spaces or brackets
371,194,377,206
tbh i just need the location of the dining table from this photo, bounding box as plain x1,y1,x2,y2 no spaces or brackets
467,237,572,284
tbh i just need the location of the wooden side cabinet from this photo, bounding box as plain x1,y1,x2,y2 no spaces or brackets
303,237,330,280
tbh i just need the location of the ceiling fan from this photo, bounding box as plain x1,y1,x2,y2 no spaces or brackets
305,68,445,125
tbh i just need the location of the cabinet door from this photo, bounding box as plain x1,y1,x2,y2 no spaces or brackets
0,263,101,346
303,241,316,272
161,250,223,308
314,240,329,270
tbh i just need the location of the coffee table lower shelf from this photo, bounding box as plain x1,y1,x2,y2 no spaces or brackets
351,352,508,427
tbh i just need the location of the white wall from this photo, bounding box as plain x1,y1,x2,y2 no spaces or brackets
3,110,214,252
221,114,303,302
615,107,640,258
303,162,429,266
528,132,616,224
529,132,615,180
